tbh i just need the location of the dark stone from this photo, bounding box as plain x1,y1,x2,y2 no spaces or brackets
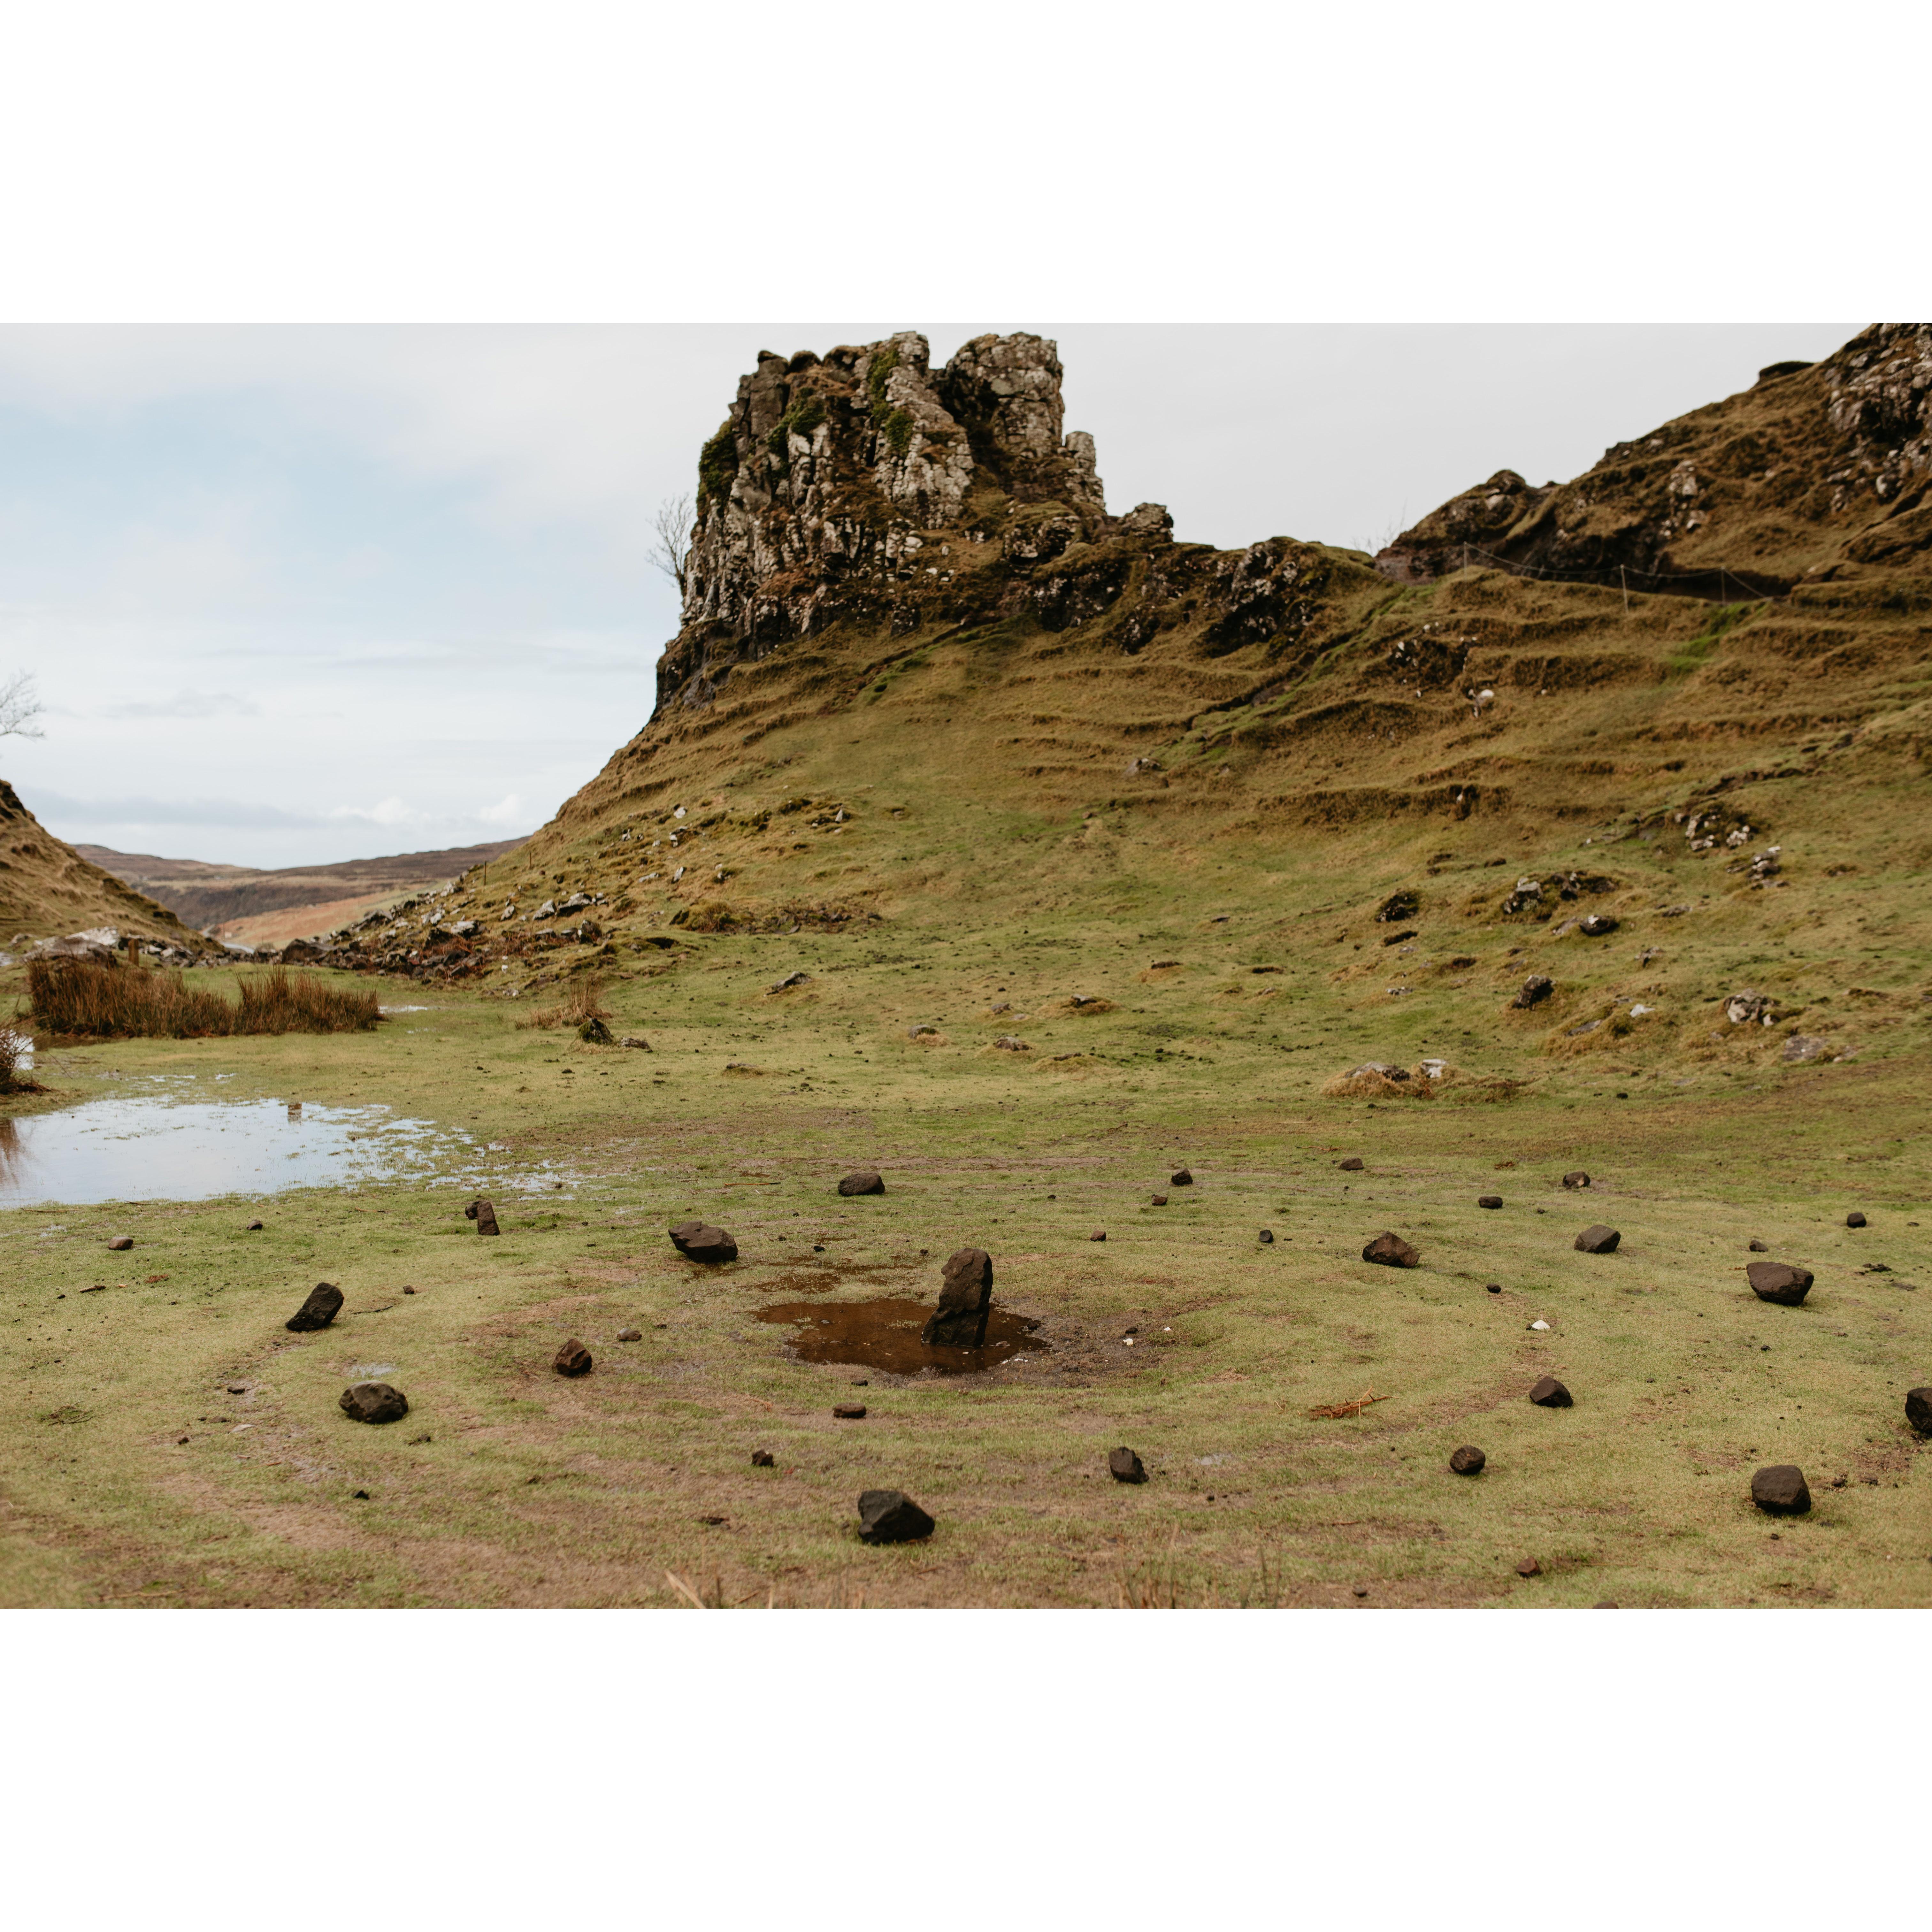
1904,1387,1932,1434
553,1337,593,1377
1449,1445,1486,1475
857,1489,934,1543
921,1246,993,1347
340,1382,408,1424
837,1170,885,1196
1575,1224,1620,1253
1362,1232,1421,1268
1478,1194,1503,1209
1562,1170,1591,1189
832,1404,867,1419
1748,1238,1769,1252
469,1198,500,1237
670,1221,738,1263
1170,1168,1193,1186
285,1281,344,1332
1108,1446,1147,1483
578,1016,612,1044
1516,1556,1542,1576
1751,1465,1811,1514
1513,975,1554,1009
1090,1230,1107,1241
1747,1261,1813,1306
246,1220,264,1231
1487,1284,1502,1294
1376,890,1420,923
1579,913,1619,937
1258,1229,1274,1244
107,1236,133,1252
1529,1375,1573,1407
1338,1157,1365,1172
751,1449,775,1467
1846,1211,1867,1228
1151,1193,1168,1206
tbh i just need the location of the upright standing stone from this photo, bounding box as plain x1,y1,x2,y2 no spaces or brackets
285,1282,344,1332
1108,1446,1147,1483
921,1247,993,1347
468,1198,501,1237
1904,1388,1932,1434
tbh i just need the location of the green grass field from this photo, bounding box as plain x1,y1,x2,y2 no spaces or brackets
3,885,1926,1607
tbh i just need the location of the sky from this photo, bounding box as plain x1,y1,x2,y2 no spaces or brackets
0,322,1859,870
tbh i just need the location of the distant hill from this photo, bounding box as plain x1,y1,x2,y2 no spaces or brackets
76,838,528,933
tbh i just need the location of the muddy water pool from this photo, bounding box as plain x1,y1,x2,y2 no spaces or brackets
755,1296,1048,1376
0,1080,570,1206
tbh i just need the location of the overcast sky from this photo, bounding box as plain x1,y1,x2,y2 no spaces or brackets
0,322,1857,870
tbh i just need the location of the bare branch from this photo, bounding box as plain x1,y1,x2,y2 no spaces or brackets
649,493,694,602
0,671,45,740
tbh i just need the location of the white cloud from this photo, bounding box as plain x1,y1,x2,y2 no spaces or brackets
476,794,525,826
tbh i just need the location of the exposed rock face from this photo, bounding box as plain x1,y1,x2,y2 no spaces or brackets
1376,326,1932,594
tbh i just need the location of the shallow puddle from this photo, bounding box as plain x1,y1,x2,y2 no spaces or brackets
755,1296,1048,1376
0,1092,467,1206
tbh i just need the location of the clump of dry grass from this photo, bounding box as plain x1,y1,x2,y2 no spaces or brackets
0,1029,42,1093
516,973,612,1031
27,958,382,1039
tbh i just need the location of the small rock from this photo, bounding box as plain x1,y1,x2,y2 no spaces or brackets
1090,1230,1107,1241
1529,1376,1573,1407
1478,1194,1503,1209
1108,1446,1148,1483
1747,1262,1813,1306
1449,1445,1486,1475
921,1246,993,1347
832,1404,867,1420
1151,1193,1168,1206
1751,1465,1812,1514
1258,1229,1274,1245
1574,1224,1621,1254
553,1338,593,1377
770,970,811,992
246,1220,264,1231
402,1286,416,1295
857,1489,934,1543
1903,1387,1932,1435
1528,1319,1551,1331
1748,1238,1769,1252
1561,1170,1591,1189
577,1016,612,1044
837,1170,885,1197
669,1221,738,1263
1170,1168,1193,1187
1846,1211,1867,1228
285,1282,344,1332
1361,1232,1421,1268
340,1382,408,1425
751,1449,775,1467
1338,1157,1365,1172
1486,1284,1502,1294
616,1327,642,1342
620,1035,652,1050
1512,975,1554,1009
1516,1557,1542,1576
107,1236,133,1252
1579,914,1618,937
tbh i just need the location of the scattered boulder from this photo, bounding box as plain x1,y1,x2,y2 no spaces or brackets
1258,1229,1274,1245
1108,1446,1147,1483
246,1220,264,1231
1513,975,1554,1009
1748,1238,1769,1252
833,1404,868,1420
340,1382,408,1425
1090,1230,1107,1241
1151,1193,1168,1206
1362,1232,1420,1268
466,1198,501,1237
751,1449,775,1467
1904,1388,1932,1434
1170,1168,1193,1186
1846,1211,1868,1228
1751,1465,1812,1514
1338,1156,1365,1172
285,1282,344,1332
1747,1262,1813,1306
921,1246,993,1347
553,1338,593,1377
1561,1170,1591,1189
857,1489,935,1543
107,1236,133,1252
669,1221,738,1263
1449,1445,1486,1475
577,1016,612,1044
1516,1556,1542,1577
837,1170,885,1197
1478,1194,1503,1209
1574,1224,1620,1253
616,1327,642,1342
1529,1376,1573,1407
1579,914,1618,937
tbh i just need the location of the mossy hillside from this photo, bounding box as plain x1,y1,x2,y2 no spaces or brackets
0,926,1926,1608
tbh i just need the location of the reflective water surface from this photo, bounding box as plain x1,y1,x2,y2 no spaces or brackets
0,1089,479,1206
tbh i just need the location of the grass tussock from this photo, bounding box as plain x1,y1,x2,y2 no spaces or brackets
0,1029,43,1093
26,958,382,1040
516,973,612,1031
